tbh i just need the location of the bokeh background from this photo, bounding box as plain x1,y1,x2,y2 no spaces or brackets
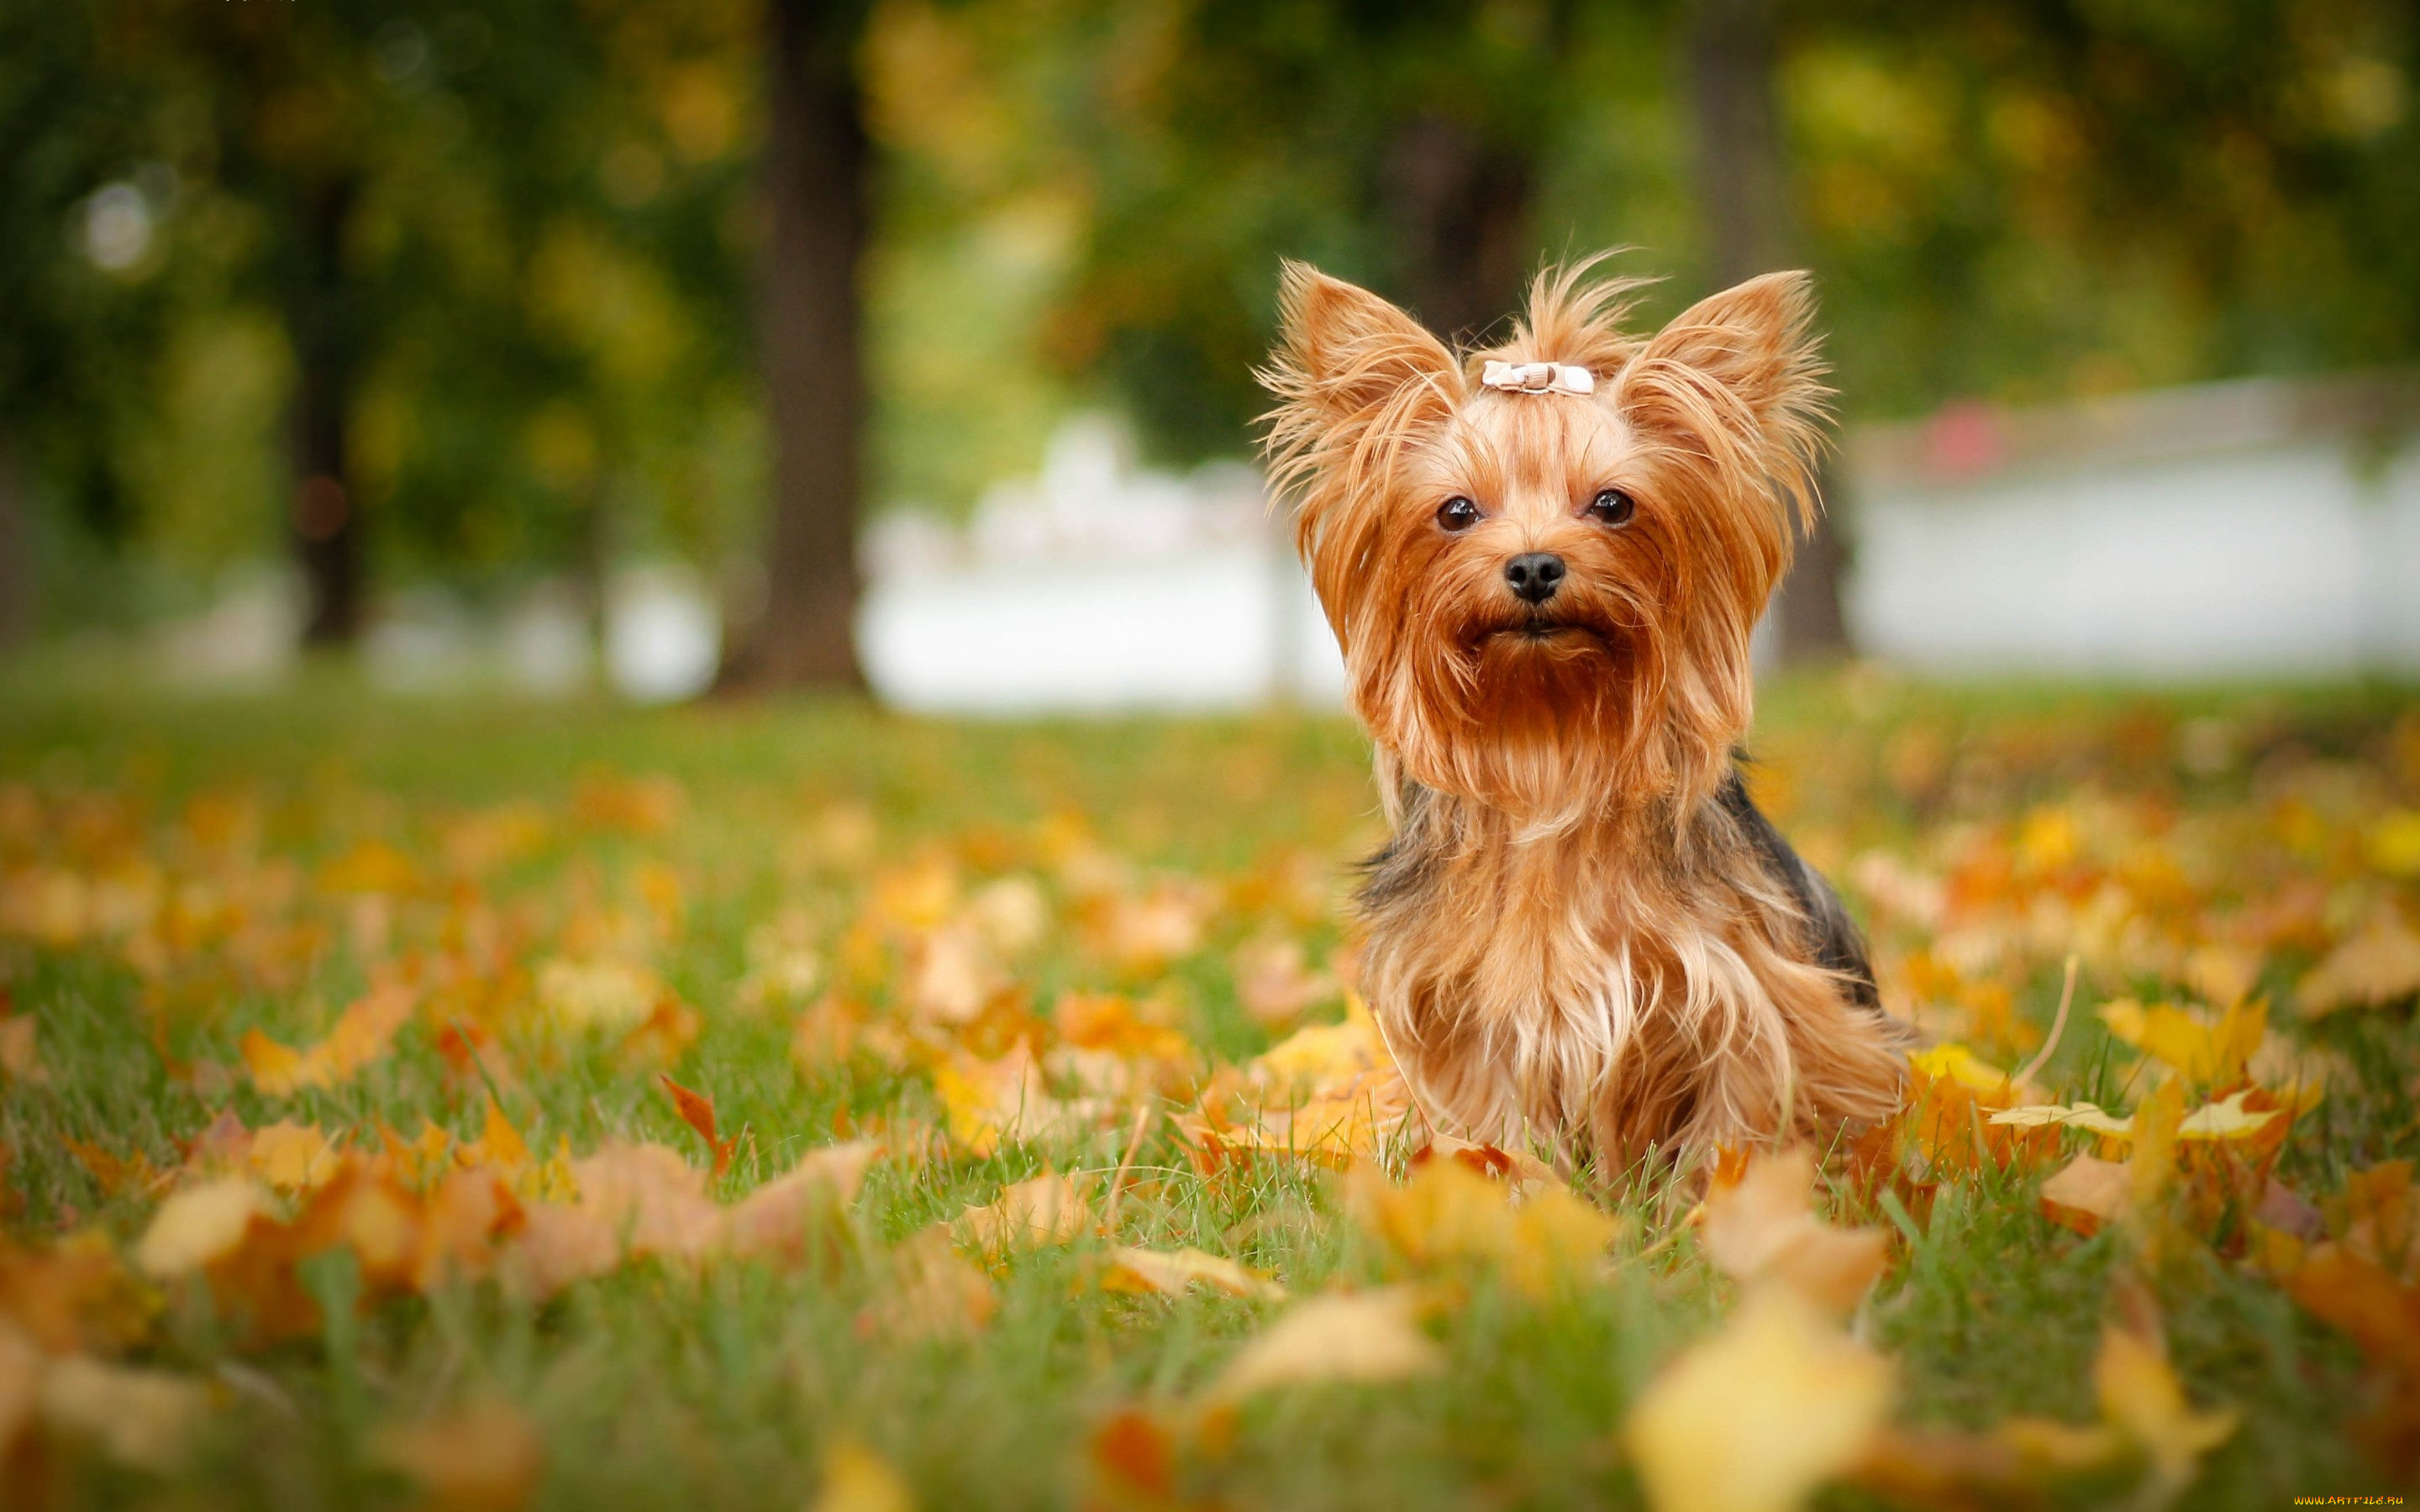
3,0,2417,709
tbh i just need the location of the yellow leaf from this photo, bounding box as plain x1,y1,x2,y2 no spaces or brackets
1624,1288,1894,1512
1906,1042,2028,1101
1207,1289,1443,1400
1992,1092,2278,1144
1349,1156,1615,1297
1991,1102,2135,1137
370,1398,546,1512
2097,997,2264,1086
955,1173,1092,1263
2367,808,2420,877
1102,1246,1285,1301
1700,1147,1890,1315
134,1178,262,1278
246,1121,341,1193
2128,1079,2186,1217
811,1437,916,1512
2092,1323,2238,1503
239,1029,313,1095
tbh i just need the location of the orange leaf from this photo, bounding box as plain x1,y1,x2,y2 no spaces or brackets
658,1074,737,1178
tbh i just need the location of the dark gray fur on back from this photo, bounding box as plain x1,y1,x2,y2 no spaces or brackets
1715,767,1882,1011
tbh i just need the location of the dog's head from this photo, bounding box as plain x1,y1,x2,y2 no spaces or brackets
1260,257,1828,822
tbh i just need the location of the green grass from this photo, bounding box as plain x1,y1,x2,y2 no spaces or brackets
2,672,2415,1509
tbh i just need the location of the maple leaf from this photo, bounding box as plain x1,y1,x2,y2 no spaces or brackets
2098,996,2265,1087
1205,1288,1443,1400
1229,936,1339,1027
1990,1089,2283,1144
1700,1147,1891,1315
533,957,665,1035
1101,1246,1285,1301
0,1232,155,1357
955,1172,1093,1264
657,1073,738,1177
246,1121,343,1193
242,984,413,1095
810,1437,916,1512
61,1137,166,1200
1624,1287,1895,1512
934,1045,1092,1157
1349,1155,1614,1297
371,1398,546,1512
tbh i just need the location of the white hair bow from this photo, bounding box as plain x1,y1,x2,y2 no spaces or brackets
1480,360,1595,396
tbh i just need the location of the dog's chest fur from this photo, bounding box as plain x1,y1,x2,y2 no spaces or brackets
1355,772,1905,1164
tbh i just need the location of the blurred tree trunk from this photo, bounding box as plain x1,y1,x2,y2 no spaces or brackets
716,0,869,694
1686,0,1851,661
283,176,364,648
1382,114,1532,344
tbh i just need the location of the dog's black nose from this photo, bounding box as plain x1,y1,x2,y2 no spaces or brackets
1504,552,1565,604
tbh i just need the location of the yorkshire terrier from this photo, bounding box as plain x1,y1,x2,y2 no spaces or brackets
1259,256,1907,1169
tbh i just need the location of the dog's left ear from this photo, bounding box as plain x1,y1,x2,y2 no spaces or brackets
1623,271,1829,517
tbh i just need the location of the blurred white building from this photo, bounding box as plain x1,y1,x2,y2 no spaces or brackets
1845,371,2420,678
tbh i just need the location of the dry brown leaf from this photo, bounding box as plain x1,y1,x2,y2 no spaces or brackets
242,984,414,1095
371,1398,546,1512
1206,1288,1442,1400
873,1226,997,1339
1701,1147,1890,1314
955,1173,1092,1263
1624,1287,1895,1512
2039,1153,2131,1236
657,1073,738,1178
0,1016,44,1084
722,1142,879,1268
1102,1246,1285,1302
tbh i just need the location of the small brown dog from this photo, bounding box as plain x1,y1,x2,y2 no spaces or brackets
1259,256,1907,1170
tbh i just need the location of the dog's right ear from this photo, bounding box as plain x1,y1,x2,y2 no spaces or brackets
1260,261,1460,430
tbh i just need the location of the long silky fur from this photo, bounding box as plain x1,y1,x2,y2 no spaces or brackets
1260,255,1907,1169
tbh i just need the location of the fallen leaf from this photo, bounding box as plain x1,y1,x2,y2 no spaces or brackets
0,1016,44,1084
243,985,414,1095
371,1398,546,1512
1625,1287,1895,1512
1102,1246,1285,1302
1230,936,1338,1026
2098,996,2265,1087
2093,1319,2238,1504
2298,914,2420,1016
810,1437,915,1512
2039,1153,2131,1236
955,1173,1092,1263
1349,1155,1613,1297
1990,1089,2282,1143
873,1226,997,1339
247,1121,342,1193
1206,1288,1442,1400
135,1178,264,1279
658,1073,738,1178
1701,1147,1890,1314
722,1142,879,1268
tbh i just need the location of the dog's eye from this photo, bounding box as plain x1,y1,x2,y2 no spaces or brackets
1586,488,1636,526
1436,496,1481,533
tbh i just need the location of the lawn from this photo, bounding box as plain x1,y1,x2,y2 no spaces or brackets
1,672,2415,1510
